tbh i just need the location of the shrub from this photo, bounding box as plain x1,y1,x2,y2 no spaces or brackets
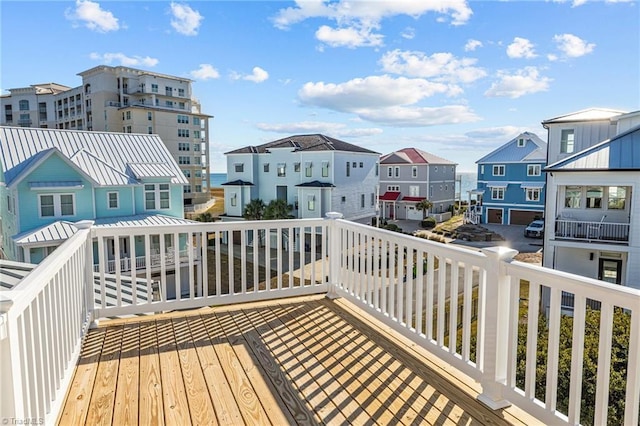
421,217,437,228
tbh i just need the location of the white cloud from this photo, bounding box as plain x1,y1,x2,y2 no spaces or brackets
230,67,269,83
484,67,551,98
380,50,487,84
552,0,632,6
401,27,415,40
170,2,203,36
506,37,537,59
255,121,383,138
356,105,481,127
272,0,472,48
316,24,383,48
552,33,595,58
190,64,220,80
65,0,119,33
89,52,158,67
464,39,482,52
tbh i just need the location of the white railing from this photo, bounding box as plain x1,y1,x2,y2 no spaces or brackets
2,214,638,425
555,219,630,243
464,210,480,224
0,221,94,425
93,248,195,273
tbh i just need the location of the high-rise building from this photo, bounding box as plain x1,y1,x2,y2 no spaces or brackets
0,65,212,206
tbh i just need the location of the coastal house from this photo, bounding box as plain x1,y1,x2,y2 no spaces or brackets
542,108,639,289
222,134,380,221
0,65,213,207
474,132,547,225
0,126,192,269
378,148,457,221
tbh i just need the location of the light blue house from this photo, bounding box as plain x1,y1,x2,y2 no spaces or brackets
0,126,191,264
475,132,547,225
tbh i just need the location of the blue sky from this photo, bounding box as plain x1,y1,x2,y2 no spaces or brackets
1,0,638,172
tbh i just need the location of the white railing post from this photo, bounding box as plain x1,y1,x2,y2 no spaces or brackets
478,246,518,409
0,297,16,420
325,212,343,299
77,220,95,328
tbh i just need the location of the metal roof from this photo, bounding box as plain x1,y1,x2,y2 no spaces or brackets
380,148,456,165
476,132,547,164
541,108,626,125
546,125,640,171
93,214,197,228
486,182,508,188
0,127,187,186
13,221,78,245
520,182,545,189
0,260,36,290
127,162,177,179
226,134,379,155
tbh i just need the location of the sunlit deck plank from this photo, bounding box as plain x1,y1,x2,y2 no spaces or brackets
112,323,140,425
58,326,106,425
156,319,191,425
184,316,244,425
138,321,164,426
171,317,218,425
200,313,272,425
243,305,349,425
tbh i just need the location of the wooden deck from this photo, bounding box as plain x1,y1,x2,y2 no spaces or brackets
58,296,536,425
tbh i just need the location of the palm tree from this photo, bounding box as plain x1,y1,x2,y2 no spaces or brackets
415,199,433,220
194,212,215,222
243,199,266,220
264,199,293,220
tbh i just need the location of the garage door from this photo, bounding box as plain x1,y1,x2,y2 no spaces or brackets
487,208,503,224
510,210,541,225
407,206,423,220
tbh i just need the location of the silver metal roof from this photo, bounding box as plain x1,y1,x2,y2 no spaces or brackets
13,221,78,245
93,214,197,227
0,127,187,186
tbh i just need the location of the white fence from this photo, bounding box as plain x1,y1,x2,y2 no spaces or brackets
1,214,638,425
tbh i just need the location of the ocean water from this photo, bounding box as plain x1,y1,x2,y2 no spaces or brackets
210,172,477,199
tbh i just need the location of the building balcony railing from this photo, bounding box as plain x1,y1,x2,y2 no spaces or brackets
555,218,630,243
0,216,638,425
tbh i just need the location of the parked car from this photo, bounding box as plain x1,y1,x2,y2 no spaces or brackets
524,220,544,238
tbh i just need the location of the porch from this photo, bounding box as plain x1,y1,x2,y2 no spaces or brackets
1,215,638,426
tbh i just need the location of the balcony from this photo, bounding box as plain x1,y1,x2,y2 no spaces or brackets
555,217,630,244
1,217,638,425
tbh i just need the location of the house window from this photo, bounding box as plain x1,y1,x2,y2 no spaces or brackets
145,184,170,210
148,112,152,121
308,195,315,211
148,127,153,134
429,186,433,197
234,163,244,173
193,143,200,152
322,161,329,177
179,156,191,164
387,185,399,191
527,164,541,176
183,169,191,178
608,186,626,210
107,192,119,209
178,88,185,97
341,196,346,203
277,163,286,177
195,185,202,192
305,162,312,177
361,194,365,208
264,163,270,173
564,186,581,208
165,86,173,96
586,186,603,208
178,142,190,151
517,138,525,147
178,129,189,137
184,185,191,193
346,162,350,177
491,187,505,200
359,162,363,168
125,111,131,120
352,162,357,168
371,193,375,206
194,170,202,178
480,165,484,175
375,163,379,176
492,165,505,176
177,115,189,124
19,100,29,111
194,156,201,165
151,84,158,93
126,126,132,133
230,193,237,207
294,162,300,172
387,167,393,178
39,194,75,217
526,188,540,202
560,129,575,154
394,167,400,177
409,186,419,197
412,166,417,178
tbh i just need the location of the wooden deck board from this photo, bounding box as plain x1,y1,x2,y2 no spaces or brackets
59,295,537,426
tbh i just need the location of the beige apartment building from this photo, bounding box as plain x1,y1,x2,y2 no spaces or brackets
1,65,212,207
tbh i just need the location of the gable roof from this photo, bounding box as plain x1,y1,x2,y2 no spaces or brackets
476,132,547,164
546,124,640,171
541,108,627,125
0,127,187,186
226,134,379,155
380,148,456,165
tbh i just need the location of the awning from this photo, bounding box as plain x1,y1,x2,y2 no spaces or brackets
379,191,401,201
520,182,545,189
401,196,426,202
469,189,484,194
221,179,254,186
486,182,508,188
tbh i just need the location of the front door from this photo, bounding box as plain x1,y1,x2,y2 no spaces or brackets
598,258,622,284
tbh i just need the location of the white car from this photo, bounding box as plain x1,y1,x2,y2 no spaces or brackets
524,220,544,238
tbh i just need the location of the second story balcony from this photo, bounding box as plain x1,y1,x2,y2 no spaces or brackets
554,214,630,243
1,216,638,425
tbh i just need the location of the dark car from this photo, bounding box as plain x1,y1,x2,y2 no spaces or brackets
524,220,544,238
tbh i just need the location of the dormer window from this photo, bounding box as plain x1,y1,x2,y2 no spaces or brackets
517,138,525,147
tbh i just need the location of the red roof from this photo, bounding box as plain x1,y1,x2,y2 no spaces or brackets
378,191,401,201
401,196,426,202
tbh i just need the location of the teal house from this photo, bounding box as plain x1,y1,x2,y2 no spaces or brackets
0,126,191,264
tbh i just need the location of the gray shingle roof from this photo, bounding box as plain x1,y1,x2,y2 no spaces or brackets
0,127,187,186
226,134,379,155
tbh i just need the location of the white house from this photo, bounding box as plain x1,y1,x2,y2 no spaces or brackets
542,108,640,290
222,134,380,221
